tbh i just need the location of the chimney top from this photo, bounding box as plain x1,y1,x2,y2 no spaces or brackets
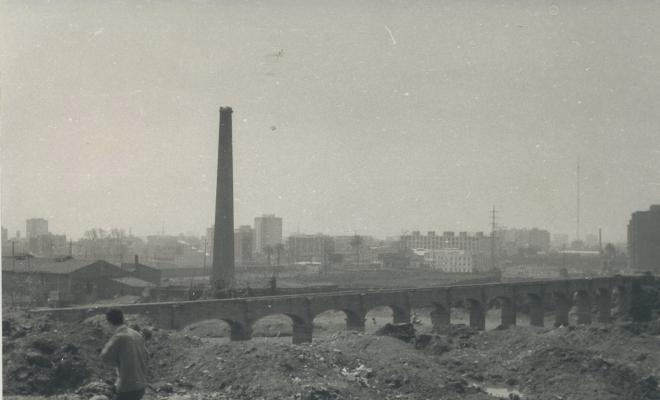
219,107,233,113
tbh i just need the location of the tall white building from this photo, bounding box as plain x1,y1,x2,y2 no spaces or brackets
26,218,48,239
424,249,474,273
401,231,491,271
254,214,283,255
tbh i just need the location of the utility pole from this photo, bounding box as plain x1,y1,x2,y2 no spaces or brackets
490,206,497,270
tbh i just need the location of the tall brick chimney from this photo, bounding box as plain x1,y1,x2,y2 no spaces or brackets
212,106,235,289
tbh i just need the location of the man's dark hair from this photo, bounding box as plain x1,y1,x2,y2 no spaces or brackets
106,309,124,326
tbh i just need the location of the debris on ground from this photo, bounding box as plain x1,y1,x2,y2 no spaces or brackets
3,306,660,400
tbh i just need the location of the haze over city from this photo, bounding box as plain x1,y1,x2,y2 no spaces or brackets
2,0,660,241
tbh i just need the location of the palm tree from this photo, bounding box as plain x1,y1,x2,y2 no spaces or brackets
350,234,363,267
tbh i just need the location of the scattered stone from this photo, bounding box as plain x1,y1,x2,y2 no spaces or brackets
76,380,114,398
152,381,174,393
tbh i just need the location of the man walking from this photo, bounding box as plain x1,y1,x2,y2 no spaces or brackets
101,309,149,400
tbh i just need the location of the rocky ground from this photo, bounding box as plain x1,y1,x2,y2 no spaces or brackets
3,304,660,400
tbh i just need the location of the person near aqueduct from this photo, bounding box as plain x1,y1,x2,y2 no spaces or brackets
101,309,149,400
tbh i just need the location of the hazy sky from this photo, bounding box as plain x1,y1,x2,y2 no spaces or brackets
2,0,659,241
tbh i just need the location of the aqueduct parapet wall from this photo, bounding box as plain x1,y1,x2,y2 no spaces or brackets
33,276,639,344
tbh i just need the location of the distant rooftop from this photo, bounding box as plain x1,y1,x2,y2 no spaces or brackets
1,257,116,274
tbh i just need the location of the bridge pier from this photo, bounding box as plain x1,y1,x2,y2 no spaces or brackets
501,299,516,328
613,285,631,319
430,305,451,333
468,300,486,330
292,319,313,344
529,295,544,327
554,293,570,327
596,289,611,323
575,291,592,325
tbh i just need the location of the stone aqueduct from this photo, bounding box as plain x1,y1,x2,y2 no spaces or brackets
36,277,638,344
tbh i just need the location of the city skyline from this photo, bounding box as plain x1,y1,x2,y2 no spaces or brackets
3,1,660,243
0,214,612,247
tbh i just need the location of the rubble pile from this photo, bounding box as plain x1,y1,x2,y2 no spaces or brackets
445,323,660,400
3,306,660,400
151,332,489,400
2,310,158,396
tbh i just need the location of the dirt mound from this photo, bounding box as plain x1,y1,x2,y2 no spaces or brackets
149,331,493,400
444,323,660,400
2,310,158,396
4,306,660,400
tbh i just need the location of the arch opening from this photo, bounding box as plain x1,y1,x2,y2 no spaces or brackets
313,309,364,335
405,306,438,334
465,298,485,330
251,313,304,339
364,305,410,333
570,290,591,325
429,303,451,334
595,288,612,323
485,297,515,330
527,294,545,327
182,318,232,339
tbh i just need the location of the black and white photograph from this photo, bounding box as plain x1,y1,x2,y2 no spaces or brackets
1,1,659,399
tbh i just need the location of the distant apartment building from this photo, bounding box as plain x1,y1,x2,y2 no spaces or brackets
628,205,660,273
401,231,491,253
145,235,205,269
234,225,254,266
287,234,334,263
1,226,8,255
584,233,600,249
208,225,255,266
253,214,282,255
499,228,551,255
28,233,67,257
333,235,379,266
552,233,570,250
400,231,491,271
26,218,49,239
424,248,475,273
